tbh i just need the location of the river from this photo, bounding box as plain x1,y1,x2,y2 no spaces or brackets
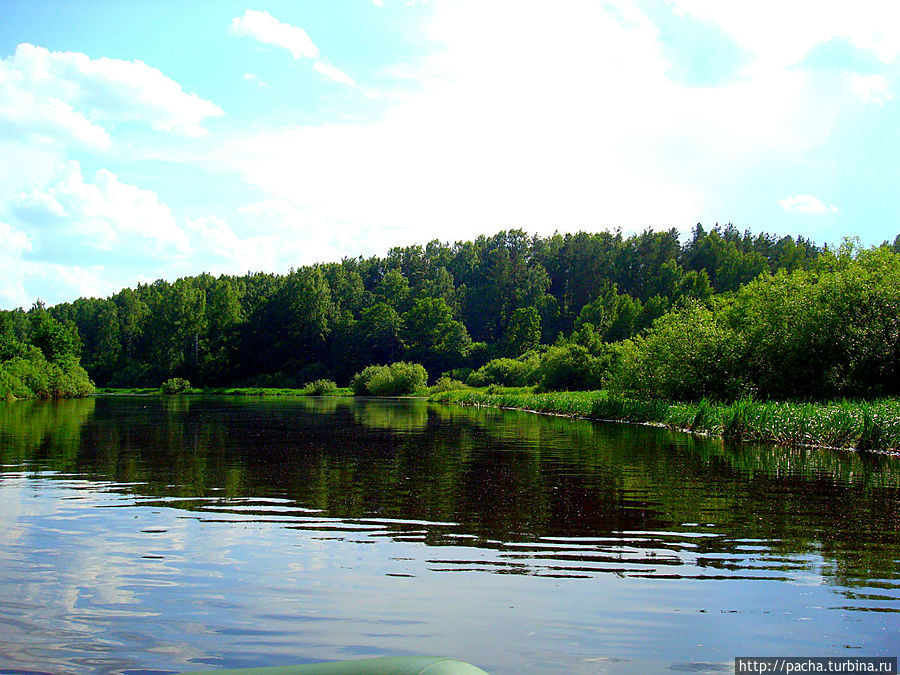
0,396,897,673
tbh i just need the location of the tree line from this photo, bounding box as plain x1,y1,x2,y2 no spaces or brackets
24,222,833,395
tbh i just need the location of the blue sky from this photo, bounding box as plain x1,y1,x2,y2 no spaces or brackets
1,0,898,308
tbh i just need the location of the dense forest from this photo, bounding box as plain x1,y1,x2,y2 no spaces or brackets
4,223,900,402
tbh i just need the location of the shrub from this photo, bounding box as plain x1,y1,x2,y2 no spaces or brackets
304,378,338,395
609,301,744,401
430,375,467,393
161,377,192,394
466,356,539,387
447,367,473,383
351,365,382,395
351,362,428,396
0,366,30,400
534,343,614,392
0,349,94,399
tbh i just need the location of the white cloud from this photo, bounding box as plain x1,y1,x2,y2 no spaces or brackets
11,161,190,261
847,74,894,104
371,0,383,6
185,215,279,274
0,221,112,308
242,72,271,89
664,1,900,67
0,82,110,148
0,221,31,256
777,194,838,214
230,10,319,59
0,43,223,144
217,0,853,244
313,61,355,86
210,0,895,251
0,222,32,306
210,1,708,243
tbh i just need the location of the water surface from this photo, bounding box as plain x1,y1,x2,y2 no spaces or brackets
0,396,898,673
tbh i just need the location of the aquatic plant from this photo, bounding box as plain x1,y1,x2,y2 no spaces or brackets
431,389,900,453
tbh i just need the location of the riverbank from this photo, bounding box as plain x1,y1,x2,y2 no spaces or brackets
429,389,900,454
96,386,354,397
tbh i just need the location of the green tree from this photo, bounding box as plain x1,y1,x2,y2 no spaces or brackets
374,268,411,310
353,303,403,365
503,306,541,356
401,297,472,377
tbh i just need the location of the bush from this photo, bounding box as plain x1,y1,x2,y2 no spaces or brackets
351,362,428,396
304,378,338,395
534,343,613,392
351,365,382,395
161,377,192,394
47,355,95,398
609,301,744,401
466,355,539,387
430,375,467,393
0,366,31,400
0,348,94,399
446,367,473,383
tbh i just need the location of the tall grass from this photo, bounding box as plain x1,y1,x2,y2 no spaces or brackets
97,385,353,397
430,389,900,453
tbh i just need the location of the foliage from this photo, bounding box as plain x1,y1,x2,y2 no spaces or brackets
612,246,900,401
431,389,900,453
42,224,828,391
160,377,192,394
0,307,94,400
429,375,468,394
611,300,745,401
303,378,338,395
400,297,472,375
351,362,428,396
533,343,614,392
503,306,541,356
466,356,539,388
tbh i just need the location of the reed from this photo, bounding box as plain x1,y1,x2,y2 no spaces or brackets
430,389,900,453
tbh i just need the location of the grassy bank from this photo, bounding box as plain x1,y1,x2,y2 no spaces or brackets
429,388,900,454
97,386,353,397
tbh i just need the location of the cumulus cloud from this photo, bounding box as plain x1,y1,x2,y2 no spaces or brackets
207,0,900,249
313,62,355,86
11,161,190,262
230,10,319,59
185,215,280,274
230,11,355,88
665,0,900,67
0,43,223,144
0,221,31,257
0,84,110,148
847,73,894,104
0,222,36,307
777,194,838,214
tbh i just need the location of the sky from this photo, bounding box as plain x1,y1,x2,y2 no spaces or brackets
1,0,898,309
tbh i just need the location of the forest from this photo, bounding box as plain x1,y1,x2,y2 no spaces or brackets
3,223,900,402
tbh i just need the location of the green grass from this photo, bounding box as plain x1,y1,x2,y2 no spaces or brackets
429,389,900,453
97,386,353,397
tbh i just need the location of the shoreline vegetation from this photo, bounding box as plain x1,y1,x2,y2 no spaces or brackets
429,388,900,455
90,382,900,455
96,386,354,397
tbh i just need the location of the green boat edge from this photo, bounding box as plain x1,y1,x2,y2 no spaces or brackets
179,656,489,675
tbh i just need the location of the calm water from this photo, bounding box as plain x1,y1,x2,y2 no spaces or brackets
0,396,898,674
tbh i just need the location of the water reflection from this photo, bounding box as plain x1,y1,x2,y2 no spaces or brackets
0,396,898,674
